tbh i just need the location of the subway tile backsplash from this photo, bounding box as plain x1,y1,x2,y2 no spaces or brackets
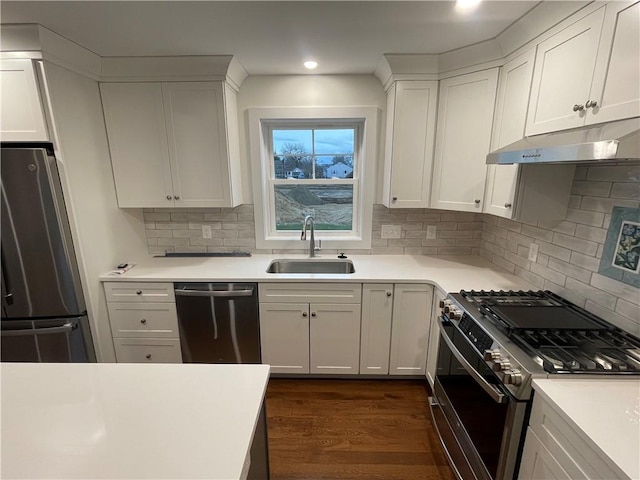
142,164,639,335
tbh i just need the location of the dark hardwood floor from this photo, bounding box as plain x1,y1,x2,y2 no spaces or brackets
265,379,455,480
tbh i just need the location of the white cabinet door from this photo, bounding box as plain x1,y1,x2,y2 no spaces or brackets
484,49,536,219
431,69,498,212
162,82,232,207
310,303,361,374
101,83,174,208
259,303,310,374
526,8,606,135
587,1,640,125
0,59,49,141
426,289,445,388
389,284,432,375
518,428,572,480
359,284,393,374
382,81,438,208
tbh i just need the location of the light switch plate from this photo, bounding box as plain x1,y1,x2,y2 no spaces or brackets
528,242,539,262
381,225,401,239
426,225,437,239
202,225,212,239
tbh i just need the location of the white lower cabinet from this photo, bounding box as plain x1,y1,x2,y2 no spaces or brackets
389,284,433,375
359,284,394,374
258,284,362,375
104,282,182,363
518,392,624,480
259,303,310,374
426,288,445,387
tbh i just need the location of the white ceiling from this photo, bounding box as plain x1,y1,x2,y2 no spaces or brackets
0,1,543,75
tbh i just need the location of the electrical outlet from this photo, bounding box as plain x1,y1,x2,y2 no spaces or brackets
202,225,212,239
381,225,401,239
426,225,437,239
528,242,539,262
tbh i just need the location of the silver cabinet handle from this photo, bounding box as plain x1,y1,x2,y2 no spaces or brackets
175,288,253,297
586,100,598,108
573,104,585,112
311,312,317,317
474,199,481,204
140,318,147,324
302,311,308,317
166,195,172,200
174,195,180,200
145,354,152,359
504,203,512,208
438,320,507,404
1,322,75,337
136,290,142,295
386,291,392,297
392,196,398,201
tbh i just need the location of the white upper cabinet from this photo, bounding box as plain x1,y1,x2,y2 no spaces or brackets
431,69,499,212
382,81,438,208
101,81,242,208
0,59,49,141
587,1,640,125
484,49,536,219
526,2,639,135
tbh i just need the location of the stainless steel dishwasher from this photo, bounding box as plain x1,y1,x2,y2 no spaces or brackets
174,282,261,364
174,282,269,480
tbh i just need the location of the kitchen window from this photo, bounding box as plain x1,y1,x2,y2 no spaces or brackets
249,107,377,251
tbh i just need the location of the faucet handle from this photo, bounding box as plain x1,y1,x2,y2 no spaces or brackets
301,229,306,241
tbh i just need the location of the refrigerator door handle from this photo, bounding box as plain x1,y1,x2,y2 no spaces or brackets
175,289,254,298
1,247,14,306
1,321,76,337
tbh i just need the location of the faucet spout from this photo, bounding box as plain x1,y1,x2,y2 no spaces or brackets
301,214,317,258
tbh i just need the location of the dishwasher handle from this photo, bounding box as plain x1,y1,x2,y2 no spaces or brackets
175,288,254,298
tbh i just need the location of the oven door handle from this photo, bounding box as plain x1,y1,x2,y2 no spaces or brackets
438,321,507,404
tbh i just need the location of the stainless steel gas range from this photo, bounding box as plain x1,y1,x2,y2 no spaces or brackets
430,289,640,480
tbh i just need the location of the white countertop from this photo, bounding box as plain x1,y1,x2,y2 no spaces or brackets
1,363,270,480
100,254,532,293
532,378,640,480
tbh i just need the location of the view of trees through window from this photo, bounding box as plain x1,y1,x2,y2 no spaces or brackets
272,127,356,231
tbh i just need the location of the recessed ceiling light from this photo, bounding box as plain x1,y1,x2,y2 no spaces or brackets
455,0,481,11
304,61,318,70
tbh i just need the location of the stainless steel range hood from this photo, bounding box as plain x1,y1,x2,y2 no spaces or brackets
487,118,640,165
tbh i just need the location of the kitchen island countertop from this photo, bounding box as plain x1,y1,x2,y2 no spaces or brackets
532,378,640,480
1,363,270,480
100,254,533,293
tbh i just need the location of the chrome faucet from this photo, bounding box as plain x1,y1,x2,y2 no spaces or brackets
301,214,320,257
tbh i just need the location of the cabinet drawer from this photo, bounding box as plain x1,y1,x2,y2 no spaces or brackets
104,282,175,302
113,338,182,363
529,395,622,479
259,283,362,304
108,302,178,338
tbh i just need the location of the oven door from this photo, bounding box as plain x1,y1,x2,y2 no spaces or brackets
430,316,528,480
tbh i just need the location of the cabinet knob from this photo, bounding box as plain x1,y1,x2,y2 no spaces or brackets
145,354,152,360
302,311,308,317
386,291,392,297
311,312,317,317
504,203,512,208
474,199,481,205
586,99,598,109
174,195,180,200
140,318,147,324
573,104,585,112
136,290,142,295
166,195,172,200
392,196,398,201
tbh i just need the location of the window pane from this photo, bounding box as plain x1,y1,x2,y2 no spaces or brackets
314,129,355,155
275,184,353,231
321,155,354,178
272,129,312,153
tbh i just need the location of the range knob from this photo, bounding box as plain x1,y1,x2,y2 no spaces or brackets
492,358,511,372
449,308,462,320
503,369,523,386
483,349,501,361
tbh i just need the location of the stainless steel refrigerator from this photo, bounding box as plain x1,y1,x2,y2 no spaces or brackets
1,145,95,362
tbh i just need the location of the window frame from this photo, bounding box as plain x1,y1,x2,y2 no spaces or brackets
249,107,378,251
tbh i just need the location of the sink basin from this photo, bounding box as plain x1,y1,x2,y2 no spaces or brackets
266,259,355,274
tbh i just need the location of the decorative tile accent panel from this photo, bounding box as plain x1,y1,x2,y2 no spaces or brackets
143,204,483,257
479,164,640,336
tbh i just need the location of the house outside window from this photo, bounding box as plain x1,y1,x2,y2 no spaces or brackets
249,107,378,251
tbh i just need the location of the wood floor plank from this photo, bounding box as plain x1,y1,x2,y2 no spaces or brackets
266,379,454,480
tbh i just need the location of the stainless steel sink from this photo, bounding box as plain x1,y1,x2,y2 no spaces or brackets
266,259,355,274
